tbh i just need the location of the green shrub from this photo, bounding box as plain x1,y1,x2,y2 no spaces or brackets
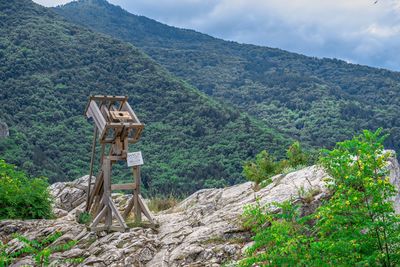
286,141,308,167
240,129,400,266
243,150,278,187
243,141,312,188
0,231,82,266
0,159,53,219
77,211,92,225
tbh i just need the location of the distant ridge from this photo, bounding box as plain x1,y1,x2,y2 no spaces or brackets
55,0,400,154
0,0,290,194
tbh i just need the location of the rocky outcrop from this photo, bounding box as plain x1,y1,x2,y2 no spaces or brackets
1,154,399,266
0,121,9,138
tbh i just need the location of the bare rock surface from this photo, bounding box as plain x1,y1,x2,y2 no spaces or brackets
1,154,399,266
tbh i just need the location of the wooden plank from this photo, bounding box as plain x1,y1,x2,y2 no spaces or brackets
90,225,127,232
108,122,143,128
87,170,104,211
111,183,136,191
87,101,106,134
108,197,128,229
90,95,127,101
138,194,155,225
121,102,141,124
90,206,107,228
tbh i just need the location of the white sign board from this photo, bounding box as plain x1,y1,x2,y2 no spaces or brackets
127,151,144,167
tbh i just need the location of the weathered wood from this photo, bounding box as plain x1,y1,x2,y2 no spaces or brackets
121,102,141,124
133,166,141,223
103,158,112,227
90,225,126,232
108,197,128,229
86,126,98,212
122,195,135,220
111,183,136,191
90,205,107,228
85,95,150,232
90,95,127,101
87,170,104,211
86,100,106,135
138,195,155,225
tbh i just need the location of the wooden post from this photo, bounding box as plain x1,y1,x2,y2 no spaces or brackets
133,166,141,223
86,126,98,212
103,158,112,228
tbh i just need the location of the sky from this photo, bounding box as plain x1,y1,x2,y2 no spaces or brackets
33,0,400,71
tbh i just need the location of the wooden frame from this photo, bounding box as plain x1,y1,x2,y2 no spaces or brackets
84,95,154,232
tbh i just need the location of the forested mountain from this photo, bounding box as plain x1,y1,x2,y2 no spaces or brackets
55,0,400,153
0,0,291,195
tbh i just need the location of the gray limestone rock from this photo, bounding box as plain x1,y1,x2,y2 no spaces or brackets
2,153,399,266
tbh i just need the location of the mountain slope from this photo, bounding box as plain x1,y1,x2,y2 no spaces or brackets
0,0,290,195
55,0,400,153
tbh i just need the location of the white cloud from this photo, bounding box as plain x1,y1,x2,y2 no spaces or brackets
32,0,400,70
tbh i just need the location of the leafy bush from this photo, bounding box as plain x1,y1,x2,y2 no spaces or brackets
0,159,53,219
242,150,278,187
240,129,400,266
77,211,92,225
243,142,311,188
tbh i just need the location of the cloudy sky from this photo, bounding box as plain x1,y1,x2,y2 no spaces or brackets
34,0,400,71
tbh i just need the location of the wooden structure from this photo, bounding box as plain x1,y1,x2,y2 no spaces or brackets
84,95,154,232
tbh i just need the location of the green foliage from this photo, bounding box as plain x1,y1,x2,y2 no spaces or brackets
0,0,290,196
77,211,92,225
286,141,308,167
0,231,82,267
0,159,53,219
316,128,400,266
242,151,278,187
240,129,400,266
243,141,311,187
55,0,400,159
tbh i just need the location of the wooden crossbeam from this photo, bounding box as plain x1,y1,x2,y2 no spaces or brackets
111,183,136,191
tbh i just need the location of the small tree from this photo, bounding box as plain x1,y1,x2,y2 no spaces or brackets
316,129,400,266
286,141,308,167
243,150,277,187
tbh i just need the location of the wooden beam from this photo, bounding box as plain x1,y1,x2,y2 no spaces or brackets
103,158,112,227
90,95,127,101
86,126,98,212
90,205,107,228
108,197,128,229
122,195,135,220
138,194,155,225
111,183,136,191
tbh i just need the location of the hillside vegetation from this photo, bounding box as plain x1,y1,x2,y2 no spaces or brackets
55,0,400,153
0,0,290,195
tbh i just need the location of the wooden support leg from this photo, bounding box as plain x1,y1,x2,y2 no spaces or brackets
133,166,141,223
86,126,98,212
103,158,112,228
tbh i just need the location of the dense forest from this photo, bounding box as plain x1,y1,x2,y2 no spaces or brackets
55,0,400,153
0,0,291,196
